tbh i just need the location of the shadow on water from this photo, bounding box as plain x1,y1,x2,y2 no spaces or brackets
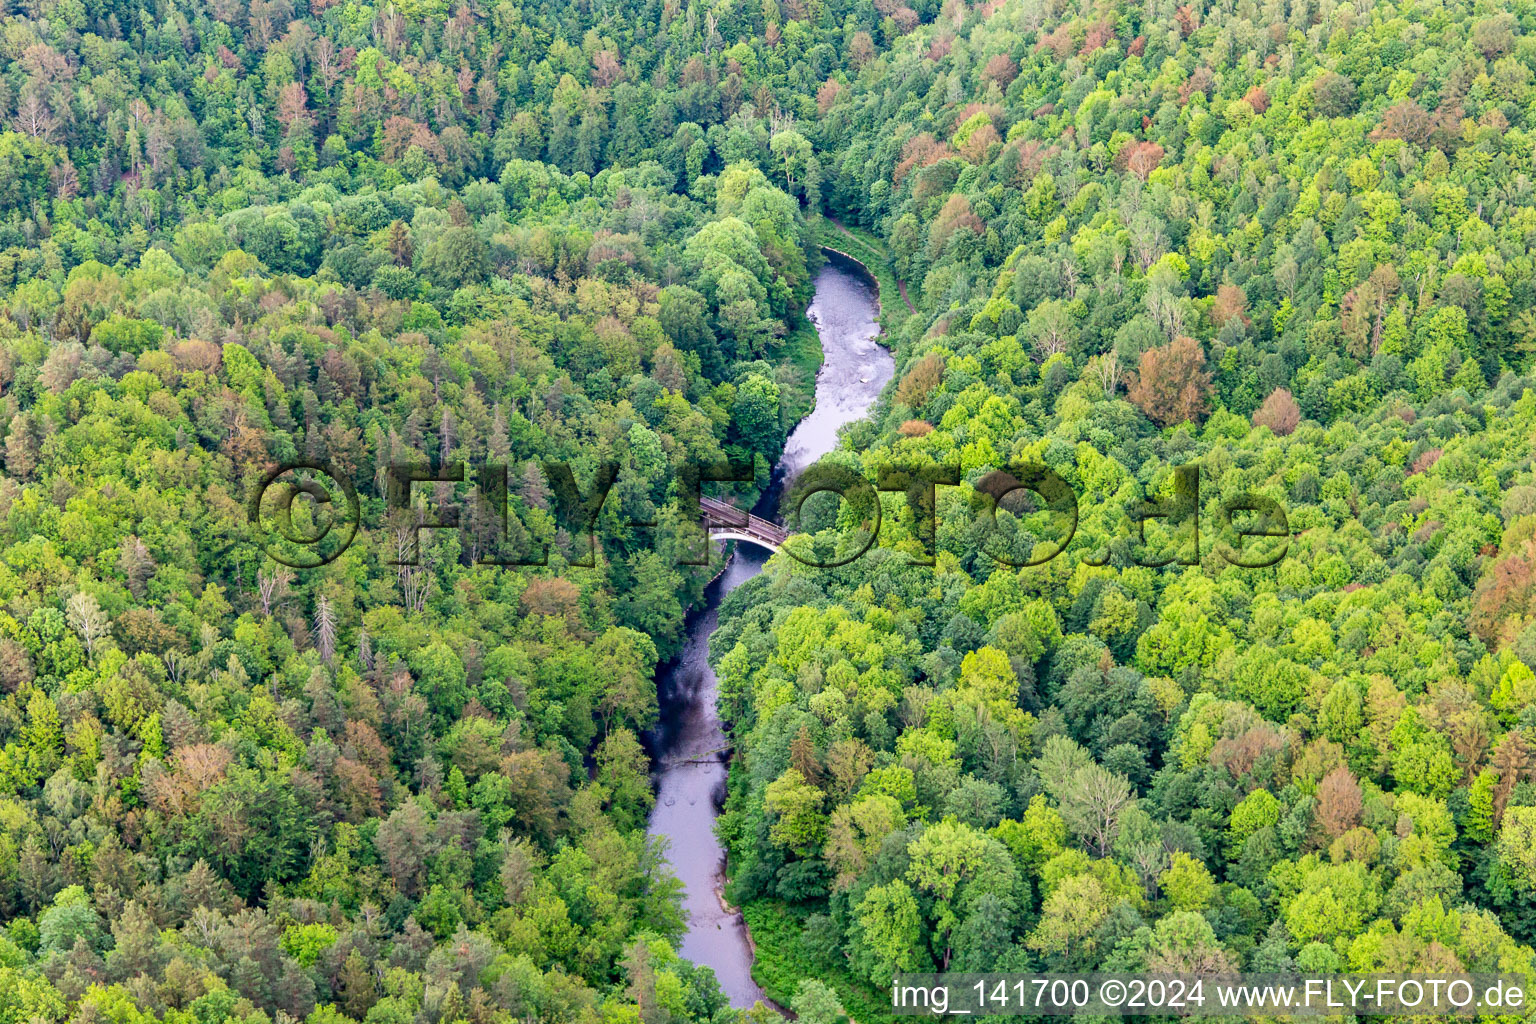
644,254,893,1008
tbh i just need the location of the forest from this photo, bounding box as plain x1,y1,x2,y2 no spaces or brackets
2,0,1536,1018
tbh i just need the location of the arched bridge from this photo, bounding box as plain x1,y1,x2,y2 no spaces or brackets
699,495,788,553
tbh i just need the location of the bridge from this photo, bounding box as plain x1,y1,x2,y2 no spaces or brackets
699,494,788,553
659,742,734,768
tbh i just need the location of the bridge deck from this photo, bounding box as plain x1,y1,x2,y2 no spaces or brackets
698,495,789,547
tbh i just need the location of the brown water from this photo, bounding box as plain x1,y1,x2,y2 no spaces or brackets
646,256,892,1007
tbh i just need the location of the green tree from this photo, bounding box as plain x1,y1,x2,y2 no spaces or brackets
853,880,928,984
765,768,827,855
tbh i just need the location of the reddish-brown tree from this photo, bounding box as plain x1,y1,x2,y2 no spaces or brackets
983,54,1018,88
1128,336,1212,427
960,122,1000,162
1409,448,1443,476
1339,265,1400,356
1212,283,1250,329
1471,539,1536,644
1373,100,1432,145
894,132,951,185
592,50,623,87
928,194,984,257
1316,767,1363,840
1036,24,1073,59
1116,140,1164,180
1080,19,1115,55
1179,66,1215,104
817,78,843,114
1252,388,1301,435
276,81,312,130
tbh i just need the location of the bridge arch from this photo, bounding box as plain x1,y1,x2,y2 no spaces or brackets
706,528,782,554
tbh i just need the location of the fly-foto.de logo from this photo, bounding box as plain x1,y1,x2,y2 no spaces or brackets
248,459,1293,571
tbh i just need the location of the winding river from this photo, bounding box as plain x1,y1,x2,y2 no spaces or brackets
647,254,894,1007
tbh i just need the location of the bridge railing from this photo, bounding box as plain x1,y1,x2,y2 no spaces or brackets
698,495,749,525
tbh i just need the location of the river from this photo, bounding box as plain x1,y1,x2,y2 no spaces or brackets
646,254,894,1008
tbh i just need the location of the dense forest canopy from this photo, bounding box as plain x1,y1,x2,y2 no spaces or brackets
3,0,1536,1018
711,0,1536,1016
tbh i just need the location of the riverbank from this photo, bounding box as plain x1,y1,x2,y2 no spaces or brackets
776,315,825,427
742,902,894,1022
808,216,919,328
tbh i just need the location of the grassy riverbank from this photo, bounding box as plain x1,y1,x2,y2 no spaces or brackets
773,315,825,425
808,216,918,331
